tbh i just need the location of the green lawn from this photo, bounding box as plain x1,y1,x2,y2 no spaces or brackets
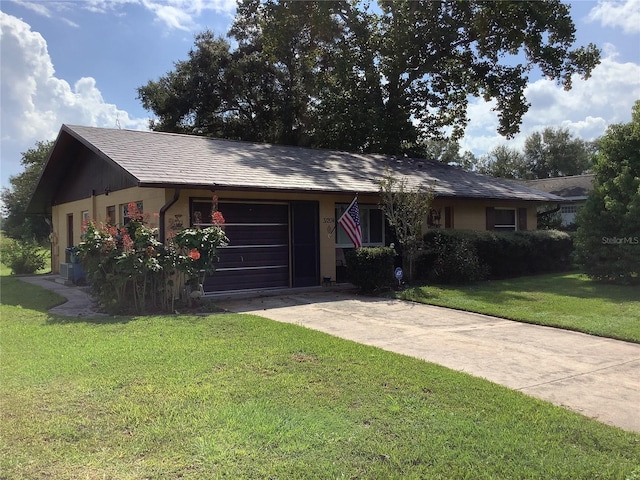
1,277,639,479
400,272,640,343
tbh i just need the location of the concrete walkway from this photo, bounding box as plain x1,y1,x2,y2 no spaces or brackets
19,275,107,318
17,277,640,433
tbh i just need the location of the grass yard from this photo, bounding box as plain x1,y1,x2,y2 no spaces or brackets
1,277,639,479
400,272,640,344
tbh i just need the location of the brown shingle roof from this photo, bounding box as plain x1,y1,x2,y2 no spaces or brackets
61,124,562,201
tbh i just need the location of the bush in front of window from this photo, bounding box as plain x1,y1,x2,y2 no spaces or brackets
420,230,573,283
345,247,396,293
418,231,486,284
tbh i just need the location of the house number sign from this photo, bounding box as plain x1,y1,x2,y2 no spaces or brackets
324,217,336,237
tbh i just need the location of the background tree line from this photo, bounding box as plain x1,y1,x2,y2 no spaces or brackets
476,127,595,180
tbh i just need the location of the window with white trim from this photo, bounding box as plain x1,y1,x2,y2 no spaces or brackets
335,204,385,247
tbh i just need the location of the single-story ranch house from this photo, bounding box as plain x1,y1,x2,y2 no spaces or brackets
27,125,562,293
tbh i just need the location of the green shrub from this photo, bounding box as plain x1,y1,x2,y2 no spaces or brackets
345,247,396,293
418,231,486,284
0,238,46,275
420,229,573,283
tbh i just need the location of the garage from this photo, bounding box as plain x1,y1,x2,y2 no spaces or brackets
190,200,319,293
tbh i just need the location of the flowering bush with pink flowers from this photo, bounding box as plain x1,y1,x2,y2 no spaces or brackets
77,201,228,314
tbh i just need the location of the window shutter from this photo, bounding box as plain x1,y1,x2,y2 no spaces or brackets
486,207,495,231
445,206,454,229
518,208,528,231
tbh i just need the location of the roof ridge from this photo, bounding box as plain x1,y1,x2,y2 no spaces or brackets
64,124,398,162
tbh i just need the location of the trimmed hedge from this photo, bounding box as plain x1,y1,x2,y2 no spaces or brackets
345,247,396,293
419,229,573,283
416,232,486,284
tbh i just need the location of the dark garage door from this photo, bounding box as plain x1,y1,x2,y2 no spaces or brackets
203,202,290,292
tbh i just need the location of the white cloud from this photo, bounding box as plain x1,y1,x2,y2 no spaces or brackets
10,0,53,17
61,17,80,28
460,52,640,157
9,0,79,25
0,12,148,186
135,0,239,30
143,2,198,31
13,0,237,31
588,0,640,34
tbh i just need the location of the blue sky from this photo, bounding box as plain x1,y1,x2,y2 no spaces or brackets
1,0,639,194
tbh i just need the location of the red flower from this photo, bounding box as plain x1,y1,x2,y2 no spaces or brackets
126,202,144,221
188,248,201,261
211,211,225,226
122,234,134,253
81,218,92,234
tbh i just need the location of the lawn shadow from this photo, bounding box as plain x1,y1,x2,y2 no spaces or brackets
43,299,228,326
0,275,66,313
44,313,137,326
406,283,536,305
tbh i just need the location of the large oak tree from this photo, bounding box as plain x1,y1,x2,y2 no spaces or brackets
138,0,600,156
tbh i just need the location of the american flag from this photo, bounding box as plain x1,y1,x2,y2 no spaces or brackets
338,197,362,248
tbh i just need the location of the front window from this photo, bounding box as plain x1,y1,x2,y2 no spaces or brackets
106,205,116,225
335,204,385,247
494,208,516,231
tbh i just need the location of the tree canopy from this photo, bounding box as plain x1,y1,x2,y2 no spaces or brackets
523,127,594,178
478,127,594,179
138,0,600,156
574,100,640,284
1,140,53,241
477,145,529,179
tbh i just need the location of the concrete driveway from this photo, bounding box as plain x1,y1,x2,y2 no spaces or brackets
215,289,640,433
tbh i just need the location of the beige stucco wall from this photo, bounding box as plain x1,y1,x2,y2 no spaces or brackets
430,198,538,231
51,185,539,281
